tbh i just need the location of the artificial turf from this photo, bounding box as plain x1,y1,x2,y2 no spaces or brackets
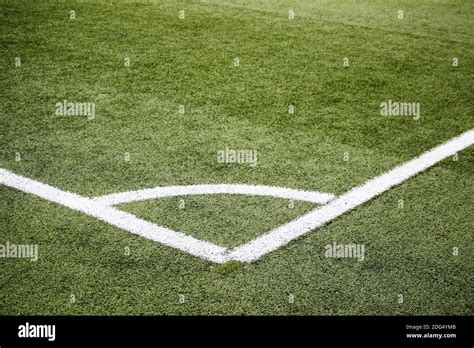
0,0,473,315
120,195,316,248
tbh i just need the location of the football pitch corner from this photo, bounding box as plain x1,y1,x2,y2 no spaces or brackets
1,128,472,263
1,1,473,342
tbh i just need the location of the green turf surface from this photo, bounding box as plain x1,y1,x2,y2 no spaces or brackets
120,195,316,248
1,0,473,315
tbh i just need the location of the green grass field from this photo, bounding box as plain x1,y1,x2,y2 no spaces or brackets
1,0,473,315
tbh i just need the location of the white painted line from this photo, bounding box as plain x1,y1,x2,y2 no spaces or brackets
227,129,474,262
92,184,335,206
0,168,228,263
1,129,472,264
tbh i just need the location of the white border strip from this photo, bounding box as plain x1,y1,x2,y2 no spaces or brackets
227,129,474,262
92,184,335,206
